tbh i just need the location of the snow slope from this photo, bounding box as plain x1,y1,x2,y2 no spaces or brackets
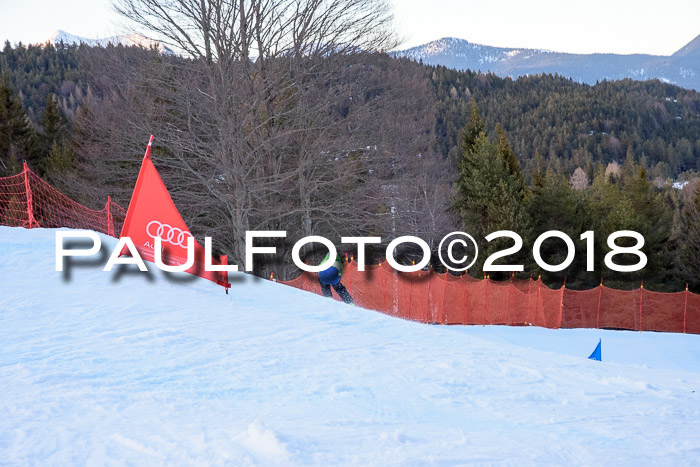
1,227,699,465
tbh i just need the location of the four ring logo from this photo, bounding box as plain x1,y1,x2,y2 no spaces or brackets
146,220,193,248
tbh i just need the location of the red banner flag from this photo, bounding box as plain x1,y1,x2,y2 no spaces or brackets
119,136,231,291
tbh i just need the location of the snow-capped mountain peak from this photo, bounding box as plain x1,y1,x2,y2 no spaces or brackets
673,33,700,60
43,29,173,55
394,35,700,92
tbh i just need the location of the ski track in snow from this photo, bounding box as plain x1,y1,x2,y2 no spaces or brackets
1,227,699,465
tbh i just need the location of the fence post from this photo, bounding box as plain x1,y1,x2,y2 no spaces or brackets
22,163,38,228
441,272,448,325
558,276,566,329
379,259,388,313
408,273,413,321
684,284,689,334
390,262,399,317
482,272,486,326
485,275,491,325
426,266,433,323
106,195,114,237
596,278,603,329
506,273,513,326
535,280,542,327
526,274,534,325
639,280,644,332
507,273,514,326
462,273,469,325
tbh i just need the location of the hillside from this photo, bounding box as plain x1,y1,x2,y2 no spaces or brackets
429,67,700,177
396,35,700,92
2,41,699,178
1,226,699,464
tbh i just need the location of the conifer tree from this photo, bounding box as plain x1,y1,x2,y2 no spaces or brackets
496,123,527,200
39,94,72,176
531,150,546,189
526,170,596,288
40,94,66,150
454,105,530,276
674,185,700,291
620,166,673,286
43,140,74,176
461,100,485,156
0,73,37,175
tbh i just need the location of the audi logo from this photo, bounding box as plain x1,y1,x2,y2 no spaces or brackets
146,220,193,248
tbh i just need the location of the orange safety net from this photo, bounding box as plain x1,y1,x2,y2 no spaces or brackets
687,292,700,334
0,163,126,237
2,164,699,334
280,260,700,334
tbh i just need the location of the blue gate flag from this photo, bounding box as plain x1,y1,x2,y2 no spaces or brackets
588,339,602,361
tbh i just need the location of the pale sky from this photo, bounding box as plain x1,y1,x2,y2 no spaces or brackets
1,0,699,56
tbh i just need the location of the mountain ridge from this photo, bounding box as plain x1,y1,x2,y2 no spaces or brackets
395,36,700,91
41,29,173,55
673,33,700,59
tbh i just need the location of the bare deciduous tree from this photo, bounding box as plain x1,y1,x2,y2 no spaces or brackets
72,0,451,276
569,167,589,190
605,161,621,179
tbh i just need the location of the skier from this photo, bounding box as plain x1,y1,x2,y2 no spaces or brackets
318,253,354,304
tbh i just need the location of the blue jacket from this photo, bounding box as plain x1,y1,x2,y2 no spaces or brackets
318,253,343,285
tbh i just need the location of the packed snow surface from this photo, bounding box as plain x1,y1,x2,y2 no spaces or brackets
1,227,699,465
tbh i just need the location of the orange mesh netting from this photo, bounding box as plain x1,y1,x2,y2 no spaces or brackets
0,164,126,237
280,260,699,334
686,292,700,334
2,165,698,334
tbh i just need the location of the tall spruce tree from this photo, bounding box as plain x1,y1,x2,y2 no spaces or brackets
454,103,530,277
619,166,673,289
584,163,675,290
40,94,66,150
675,185,700,292
526,170,597,288
43,140,74,177
461,101,485,156
39,94,73,177
0,73,37,175
496,123,527,200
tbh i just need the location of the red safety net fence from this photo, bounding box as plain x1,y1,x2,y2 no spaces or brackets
2,164,699,334
0,163,126,237
279,260,700,334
